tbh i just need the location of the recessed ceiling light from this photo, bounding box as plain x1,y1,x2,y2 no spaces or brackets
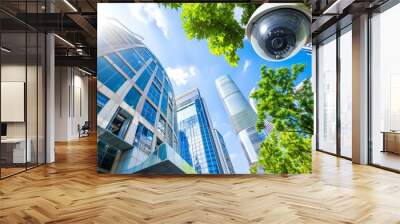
322,0,354,15
78,67,93,76
1,47,11,53
54,34,75,48
63,0,78,12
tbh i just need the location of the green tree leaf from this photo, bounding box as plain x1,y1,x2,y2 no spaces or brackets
251,65,313,174
162,3,259,67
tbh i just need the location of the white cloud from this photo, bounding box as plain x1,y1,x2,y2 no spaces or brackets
243,60,251,72
165,65,198,86
129,4,169,38
189,66,197,78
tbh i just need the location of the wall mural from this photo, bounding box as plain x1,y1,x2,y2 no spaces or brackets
97,3,312,174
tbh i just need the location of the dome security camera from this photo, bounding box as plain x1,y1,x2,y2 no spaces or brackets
246,3,311,61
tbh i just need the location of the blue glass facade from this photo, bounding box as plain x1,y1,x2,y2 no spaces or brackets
108,53,136,78
124,87,141,109
153,76,162,90
148,61,157,71
97,17,187,174
120,49,145,70
177,89,223,174
133,123,154,155
135,67,153,90
147,83,161,106
97,92,109,113
136,47,154,61
98,57,127,92
141,100,157,125
160,92,168,115
179,131,193,166
215,129,235,174
155,65,164,81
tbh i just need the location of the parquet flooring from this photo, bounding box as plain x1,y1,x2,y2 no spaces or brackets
1,135,400,223
0,167,26,178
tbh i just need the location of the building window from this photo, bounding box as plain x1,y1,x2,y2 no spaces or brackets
173,110,179,134
158,116,166,136
135,67,153,91
166,125,173,147
108,53,135,78
97,141,118,171
98,57,127,92
133,123,154,155
160,91,168,115
120,48,145,71
155,66,165,82
317,35,337,154
107,107,133,139
164,80,171,95
147,83,161,106
153,75,163,90
136,47,153,61
141,100,157,125
179,131,193,166
167,104,173,125
149,61,157,71
97,91,109,113
124,87,141,110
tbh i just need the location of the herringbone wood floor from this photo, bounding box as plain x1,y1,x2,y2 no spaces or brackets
1,135,400,224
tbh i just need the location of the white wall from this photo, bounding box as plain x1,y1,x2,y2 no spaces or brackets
1,65,26,141
55,67,69,141
1,65,36,138
1,63,46,164
54,67,89,141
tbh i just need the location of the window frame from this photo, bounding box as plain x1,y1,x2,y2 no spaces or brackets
315,24,353,161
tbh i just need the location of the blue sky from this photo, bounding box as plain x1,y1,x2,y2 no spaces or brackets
99,4,311,173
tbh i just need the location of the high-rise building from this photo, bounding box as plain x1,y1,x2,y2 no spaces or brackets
215,76,265,166
213,129,235,174
177,88,226,174
97,17,195,174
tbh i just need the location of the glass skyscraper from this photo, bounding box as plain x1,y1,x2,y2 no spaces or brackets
214,129,235,174
97,17,194,174
215,76,265,166
177,88,231,174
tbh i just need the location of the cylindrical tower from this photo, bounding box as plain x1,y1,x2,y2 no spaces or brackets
215,76,264,165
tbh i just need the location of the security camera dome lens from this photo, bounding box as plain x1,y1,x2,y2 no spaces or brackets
266,27,296,59
247,7,310,61
271,38,284,49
